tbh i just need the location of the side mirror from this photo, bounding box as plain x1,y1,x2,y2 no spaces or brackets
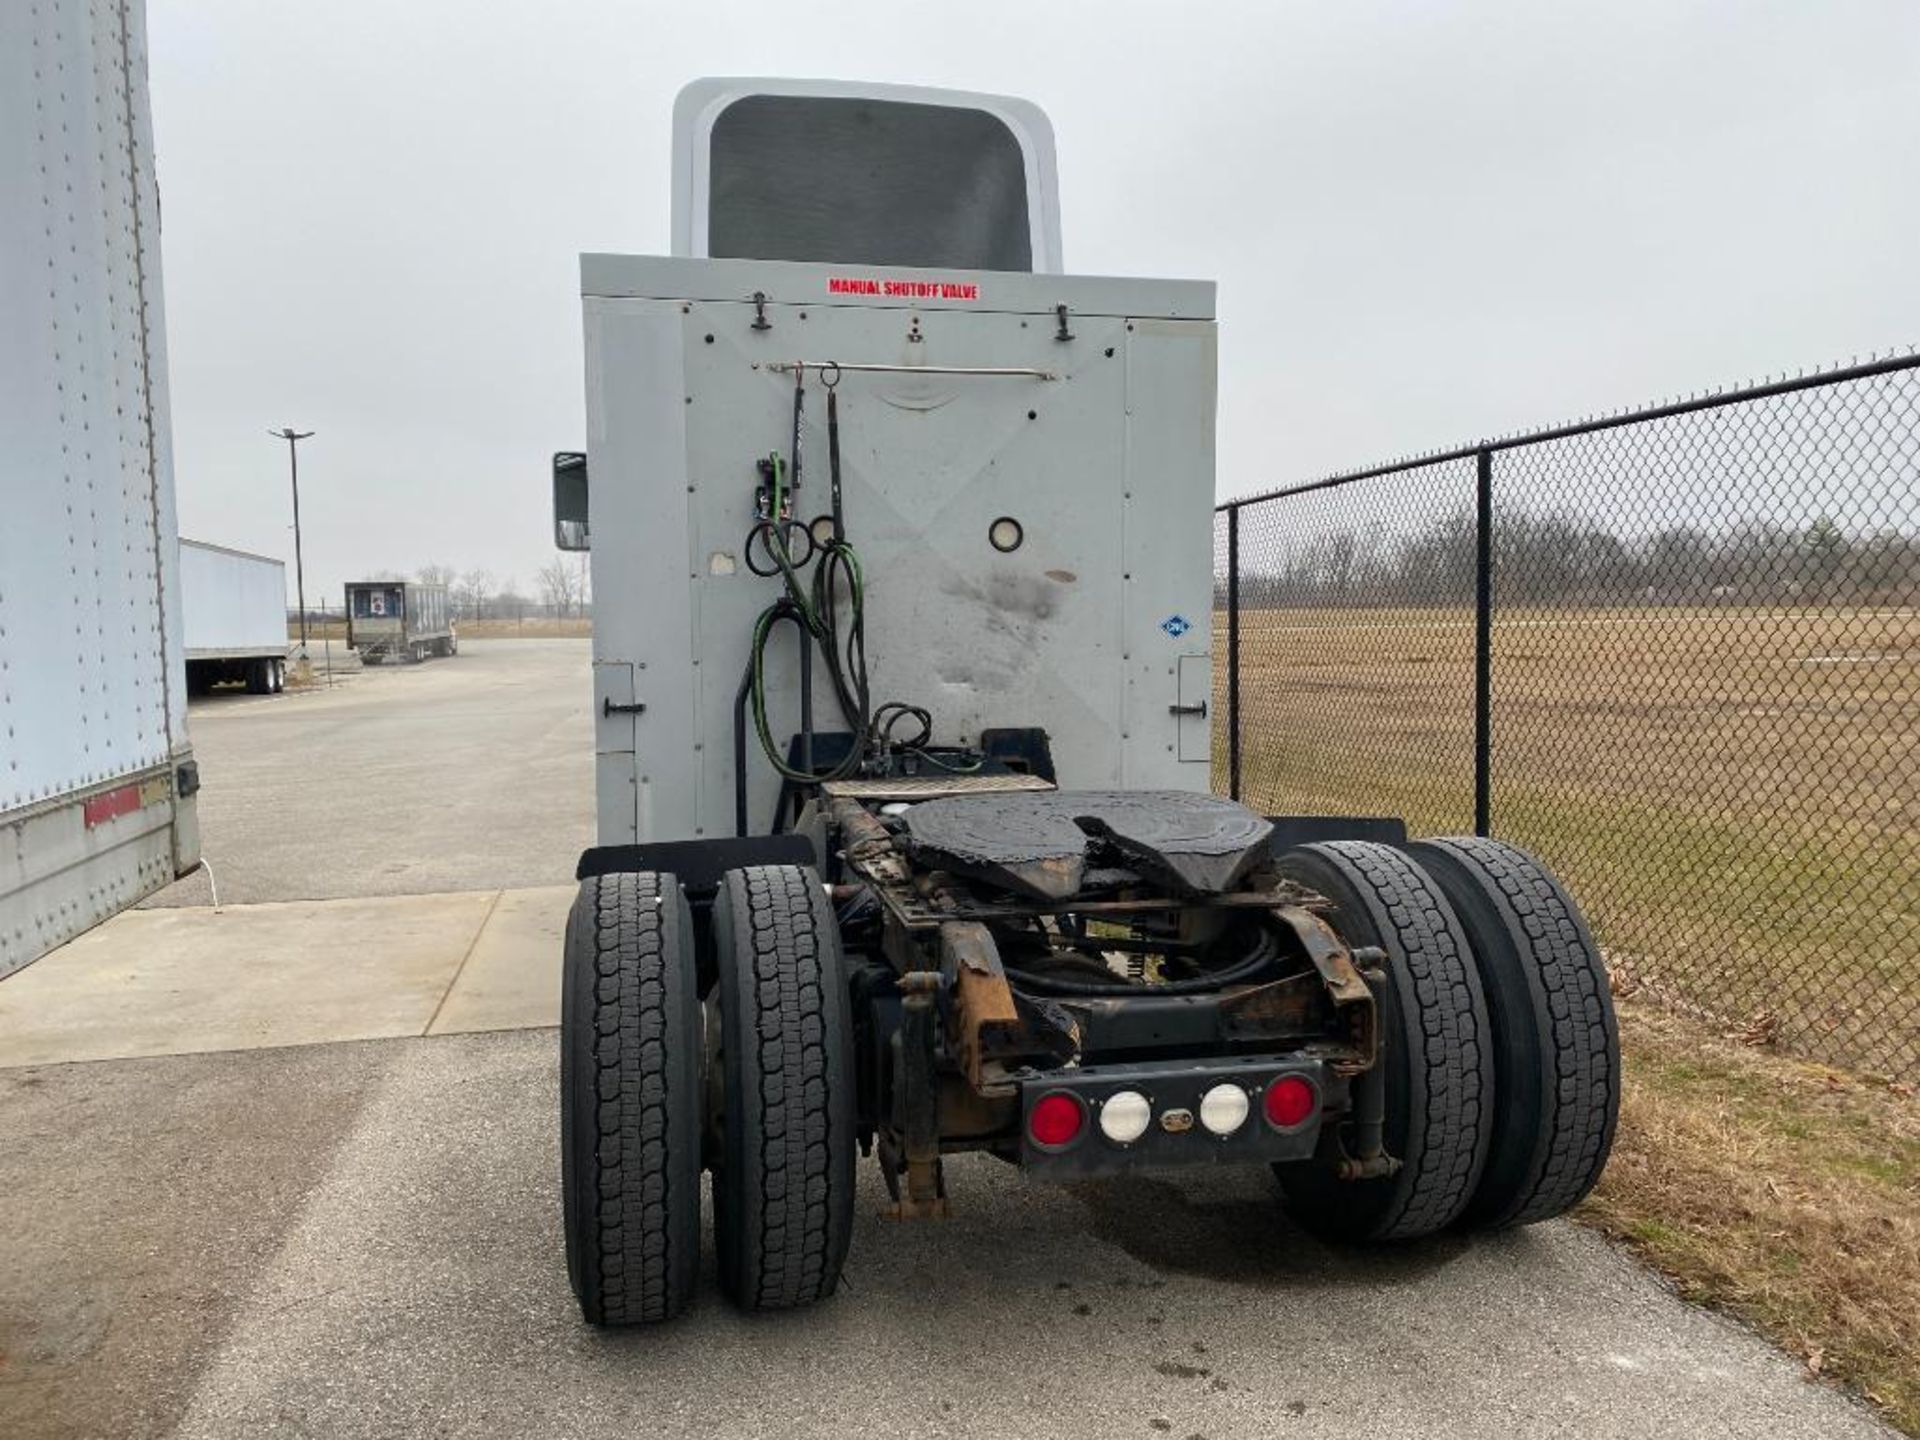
552,451,589,551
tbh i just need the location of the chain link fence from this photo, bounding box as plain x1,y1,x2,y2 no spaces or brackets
1216,354,1920,1080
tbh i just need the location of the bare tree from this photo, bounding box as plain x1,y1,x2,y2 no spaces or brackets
536,558,580,618
492,578,526,626
417,562,456,589
457,568,493,621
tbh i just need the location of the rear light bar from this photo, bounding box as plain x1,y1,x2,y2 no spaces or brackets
1019,1056,1343,1177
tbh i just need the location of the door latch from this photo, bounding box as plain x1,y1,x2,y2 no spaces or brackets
603,698,647,717
1169,701,1208,718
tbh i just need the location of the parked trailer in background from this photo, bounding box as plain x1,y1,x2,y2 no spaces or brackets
0,0,202,979
181,540,289,695
344,582,456,663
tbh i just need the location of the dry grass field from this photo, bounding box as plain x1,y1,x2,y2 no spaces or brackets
457,617,591,639
289,617,591,642
1216,604,1920,1079
1591,999,1920,1432
1217,602,1920,1430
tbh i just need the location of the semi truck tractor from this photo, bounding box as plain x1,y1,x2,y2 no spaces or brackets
1,0,203,978
181,540,290,695
551,78,1620,1325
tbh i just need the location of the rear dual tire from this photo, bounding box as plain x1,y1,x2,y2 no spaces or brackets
244,658,283,694
559,864,854,1325
1272,841,1493,1242
1273,838,1619,1242
560,872,702,1325
711,865,857,1312
1407,838,1620,1228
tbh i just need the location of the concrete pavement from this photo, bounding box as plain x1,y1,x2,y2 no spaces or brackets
0,886,569,1065
143,637,593,907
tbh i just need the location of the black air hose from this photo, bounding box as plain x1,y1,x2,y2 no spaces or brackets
1004,924,1282,998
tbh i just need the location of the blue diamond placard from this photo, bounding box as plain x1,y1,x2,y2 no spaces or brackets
1160,614,1192,639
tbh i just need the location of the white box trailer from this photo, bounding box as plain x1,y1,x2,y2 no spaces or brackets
0,0,202,978
181,540,289,694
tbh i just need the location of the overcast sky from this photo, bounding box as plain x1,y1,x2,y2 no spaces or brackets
147,1,1920,606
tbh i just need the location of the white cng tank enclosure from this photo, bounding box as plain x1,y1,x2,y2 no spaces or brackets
577,80,1217,844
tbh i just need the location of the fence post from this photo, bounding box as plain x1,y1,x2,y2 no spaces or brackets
1227,503,1242,801
1474,448,1493,837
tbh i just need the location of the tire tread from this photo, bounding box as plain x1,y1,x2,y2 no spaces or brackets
1411,838,1620,1227
561,872,698,1324
715,865,853,1310
1275,841,1492,1241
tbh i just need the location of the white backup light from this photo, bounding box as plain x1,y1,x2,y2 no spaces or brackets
1098,1090,1153,1144
1198,1083,1251,1137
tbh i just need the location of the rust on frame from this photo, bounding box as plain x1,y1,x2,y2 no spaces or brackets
1269,904,1378,1070
941,921,1027,1095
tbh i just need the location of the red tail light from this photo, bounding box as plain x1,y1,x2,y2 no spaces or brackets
1263,1074,1318,1130
1028,1092,1086,1148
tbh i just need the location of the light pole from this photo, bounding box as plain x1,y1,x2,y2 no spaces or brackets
270,427,314,651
